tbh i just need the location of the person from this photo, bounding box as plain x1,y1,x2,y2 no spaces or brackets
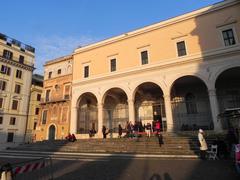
71,134,77,142
226,127,238,157
198,129,208,159
155,120,161,134
89,128,96,138
102,125,107,139
118,124,123,138
145,123,152,138
65,133,72,141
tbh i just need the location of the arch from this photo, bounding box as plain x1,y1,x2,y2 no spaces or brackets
101,86,130,104
131,80,165,102
77,92,98,134
212,65,240,87
170,75,213,131
47,124,57,140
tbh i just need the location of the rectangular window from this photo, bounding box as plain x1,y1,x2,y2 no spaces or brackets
19,55,24,64
14,84,21,94
7,132,14,142
84,66,89,78
177,41,187,57
9,117,16,125
42,110,47,124
110,59,116,72
33,122,37,130
48,71,52,79
16,69,22,79
222,29,236,46
0,80,6,91
57,69,61,75
1,65,11,75
12,100,18,110
141,51,148,65
35,108,39,115
0,116,3,124
37,94,41,101
64,85,70,99
0,98,3,108
46,90,51,102
3,49,13,60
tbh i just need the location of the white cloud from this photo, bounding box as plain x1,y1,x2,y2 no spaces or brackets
32,35,99,74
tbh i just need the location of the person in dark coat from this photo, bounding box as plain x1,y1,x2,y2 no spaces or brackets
102,125,107,139
118,124,123,138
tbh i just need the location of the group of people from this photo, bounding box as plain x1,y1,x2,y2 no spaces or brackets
65,133,77,142
101,120,163,139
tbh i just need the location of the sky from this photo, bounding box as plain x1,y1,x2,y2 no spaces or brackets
0,0,222,74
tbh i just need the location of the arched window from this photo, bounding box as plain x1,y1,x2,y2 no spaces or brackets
185,93,197,114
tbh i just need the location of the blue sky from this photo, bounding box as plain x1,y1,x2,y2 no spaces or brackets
0,0,221,74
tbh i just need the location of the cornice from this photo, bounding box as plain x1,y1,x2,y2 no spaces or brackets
74,0,239,54
0,56,35,71
72,44,240,87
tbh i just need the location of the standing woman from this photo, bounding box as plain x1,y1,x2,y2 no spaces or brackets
198,129,208,159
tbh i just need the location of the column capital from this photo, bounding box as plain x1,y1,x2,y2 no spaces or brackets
163,94,171,99
98,103,103,108
208,89,217,96
128,99,134,104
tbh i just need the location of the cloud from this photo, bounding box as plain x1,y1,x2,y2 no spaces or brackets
32,35,99,74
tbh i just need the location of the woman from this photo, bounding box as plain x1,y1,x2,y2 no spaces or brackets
198,129,208,159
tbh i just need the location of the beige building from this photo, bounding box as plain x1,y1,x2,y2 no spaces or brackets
26,74,43,142
0,33,35,143
36,55,72,141
69,0,240,138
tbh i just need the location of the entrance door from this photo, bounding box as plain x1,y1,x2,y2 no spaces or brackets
48,125,56,140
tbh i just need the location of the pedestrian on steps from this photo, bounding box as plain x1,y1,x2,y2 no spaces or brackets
198,129,208,159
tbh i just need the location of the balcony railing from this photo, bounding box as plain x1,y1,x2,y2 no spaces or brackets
40,95,71,104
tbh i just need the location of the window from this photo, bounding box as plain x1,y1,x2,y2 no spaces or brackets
0,116,3,124
46,90,51,102
48,71,52,79
3,49,13,60
177,41,187,57
110,59,116,72
37,94,41,101
42,110,48,124
84,66,89,78
7,132,14,142
19,55,24,64
222,29,236,46
16,69,22,79
57,69,61,75
33,122,37,130
0,98,3,108
35,108,39,115
64,85,70,99
141,51,148,65
0,80,6,91
1,65,11,75
12,100,18,110
185,93,197,114
9,117,16,125
14,84,21,94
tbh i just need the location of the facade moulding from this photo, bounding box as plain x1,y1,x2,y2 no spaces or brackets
0,56,35,71
72,45,240,87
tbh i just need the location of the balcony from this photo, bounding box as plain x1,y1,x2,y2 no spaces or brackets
40,94,71,104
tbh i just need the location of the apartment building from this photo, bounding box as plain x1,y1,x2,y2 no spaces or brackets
0,33,35,143
35,55,72,141
26,74,43,142
67,0,240,138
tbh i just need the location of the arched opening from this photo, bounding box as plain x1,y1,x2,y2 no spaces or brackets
134,82,166,131
103,88,128,136
48,125,56,140
216,67,240,112
77,92,98,134
171,76,213,131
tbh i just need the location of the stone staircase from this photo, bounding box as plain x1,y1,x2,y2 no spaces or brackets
8,133,217,156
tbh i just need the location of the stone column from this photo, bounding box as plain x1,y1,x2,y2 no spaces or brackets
128,99,135,123
164,94,174,132
70,107,78,134
208,89,222,132
97,103,103,138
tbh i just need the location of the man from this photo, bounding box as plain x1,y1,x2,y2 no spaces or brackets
198,129,208,159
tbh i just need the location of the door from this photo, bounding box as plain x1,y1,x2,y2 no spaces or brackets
48,125,56,140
